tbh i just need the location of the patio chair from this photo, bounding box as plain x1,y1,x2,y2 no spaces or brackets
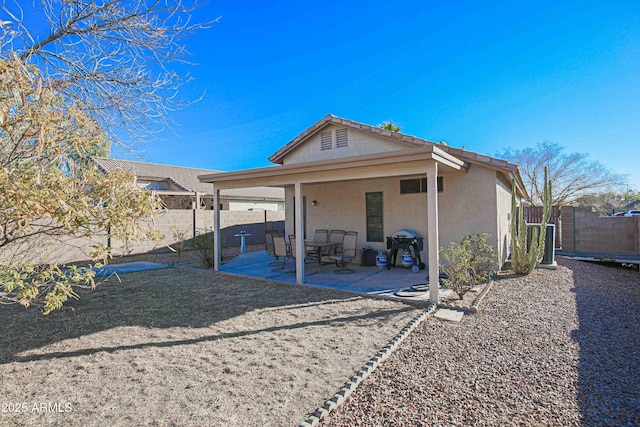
321,229,345,263
288,235,297,257
272,235,292,271
328,229,345,254
265,230,283,266
329,231,357,273
314,229,329,243
288,235,312,266
307,229,328,259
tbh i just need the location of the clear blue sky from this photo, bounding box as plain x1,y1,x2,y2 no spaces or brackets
125,0,640,190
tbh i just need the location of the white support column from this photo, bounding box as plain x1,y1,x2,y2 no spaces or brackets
427,162,440,303
294,182,305,284
213,184,221,272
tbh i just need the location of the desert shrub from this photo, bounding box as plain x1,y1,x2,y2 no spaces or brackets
169,226,190,259
465,233,499,286
192,227,225,268
440,233,498,299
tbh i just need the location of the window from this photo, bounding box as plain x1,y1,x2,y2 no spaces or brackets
335,128,348,148
366,192,384,242
400,177,443,194
320,131,332,150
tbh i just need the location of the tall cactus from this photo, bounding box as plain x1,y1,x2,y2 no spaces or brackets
510,167,552,274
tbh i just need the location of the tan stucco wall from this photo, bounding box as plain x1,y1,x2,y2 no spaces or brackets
284,165,503,263
437,166,500,251
495,176,513,265
282,124,413,165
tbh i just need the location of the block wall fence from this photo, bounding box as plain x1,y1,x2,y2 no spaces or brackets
4,210,285,265
561,206,639,256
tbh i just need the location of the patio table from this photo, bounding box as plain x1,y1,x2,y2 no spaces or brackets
304,241,338,274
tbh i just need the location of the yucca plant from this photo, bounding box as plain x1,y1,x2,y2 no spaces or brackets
510,167,552,274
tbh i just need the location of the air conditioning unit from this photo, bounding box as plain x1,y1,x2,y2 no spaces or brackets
526,224,556,268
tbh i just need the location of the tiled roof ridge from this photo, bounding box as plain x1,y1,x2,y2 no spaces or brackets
268,114,519,171
91,156,221,174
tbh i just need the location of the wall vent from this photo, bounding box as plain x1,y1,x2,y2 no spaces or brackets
335,128,348,148
320,131,332,150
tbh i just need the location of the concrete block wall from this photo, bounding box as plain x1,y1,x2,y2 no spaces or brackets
561,206,639,255
112,209,285,256
2,209,286,264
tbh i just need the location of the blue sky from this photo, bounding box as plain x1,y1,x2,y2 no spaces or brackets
125,0,639,189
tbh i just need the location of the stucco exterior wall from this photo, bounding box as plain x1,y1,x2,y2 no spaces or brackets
437,166,500,252
495,175,513,265
283,165,503,263
282,124,414,165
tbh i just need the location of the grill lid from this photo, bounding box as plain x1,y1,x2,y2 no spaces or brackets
391,229,419,239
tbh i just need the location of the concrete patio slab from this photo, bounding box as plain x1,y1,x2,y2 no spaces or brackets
95,261,168,276
220,251,451,303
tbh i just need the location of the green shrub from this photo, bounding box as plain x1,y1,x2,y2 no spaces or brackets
440,233,498,299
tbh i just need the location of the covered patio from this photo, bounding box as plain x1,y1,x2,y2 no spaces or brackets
219,250,450,303
201,145,469,303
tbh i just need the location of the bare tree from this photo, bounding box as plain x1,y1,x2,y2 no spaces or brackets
496,141,627,206
573,189,640,215
1,0,216,150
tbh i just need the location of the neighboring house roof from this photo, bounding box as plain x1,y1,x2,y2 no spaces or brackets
269,114,519,173
91,157,284,201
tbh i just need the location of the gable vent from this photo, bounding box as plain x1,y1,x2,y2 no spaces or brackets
335,128,348,148
320,131,332,150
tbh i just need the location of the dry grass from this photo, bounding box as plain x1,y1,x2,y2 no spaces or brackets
0,267,420,426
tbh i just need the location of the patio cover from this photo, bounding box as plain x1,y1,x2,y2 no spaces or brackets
200,145,470,303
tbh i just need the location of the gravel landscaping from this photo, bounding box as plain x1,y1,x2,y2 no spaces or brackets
323,256,640,426
2,255,638,426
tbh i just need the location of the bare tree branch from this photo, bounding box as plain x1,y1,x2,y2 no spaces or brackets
496,141,628,206
1,0,217,148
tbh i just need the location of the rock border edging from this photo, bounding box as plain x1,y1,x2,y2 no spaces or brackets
437,280,494,314
299,303,437,427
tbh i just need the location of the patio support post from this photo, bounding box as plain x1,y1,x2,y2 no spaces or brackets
194,191,201,210
294,182,305,284
213,184,221,272
426,162,440,303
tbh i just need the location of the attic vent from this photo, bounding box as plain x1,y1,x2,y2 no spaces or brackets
335,128,348,148
320,131,332,150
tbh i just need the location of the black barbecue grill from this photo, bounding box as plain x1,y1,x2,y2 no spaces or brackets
386,229,424,270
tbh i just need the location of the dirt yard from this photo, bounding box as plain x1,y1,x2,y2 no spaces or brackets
0,267,420,426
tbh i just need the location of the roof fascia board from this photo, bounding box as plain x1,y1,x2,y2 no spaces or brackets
200,148,469,190
202,148,436,182
205,161,442,190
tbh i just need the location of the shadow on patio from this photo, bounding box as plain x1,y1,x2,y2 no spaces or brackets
220,250,448,303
